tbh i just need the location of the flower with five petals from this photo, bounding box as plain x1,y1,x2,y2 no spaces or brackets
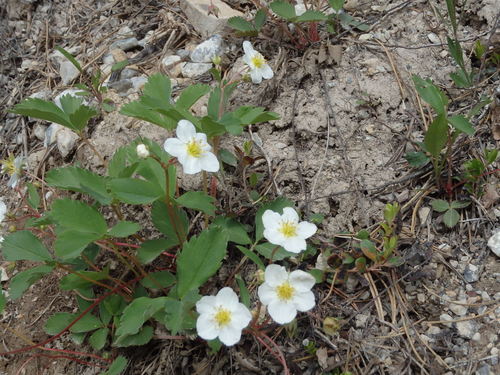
163,120,219,174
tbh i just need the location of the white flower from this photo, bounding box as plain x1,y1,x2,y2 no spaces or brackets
196,287,252,346
258,264,315,324
242,41,274,84
1,155,25,188
136,144,150,159
163,120,219,174
262,207,317,253
0,199,6,223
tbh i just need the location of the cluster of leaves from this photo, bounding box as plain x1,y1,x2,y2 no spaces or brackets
228,0,368,44
405,76,476,183
324,203,403,277
431,199,469,228
462,148,499,196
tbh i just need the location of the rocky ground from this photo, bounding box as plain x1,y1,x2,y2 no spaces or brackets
0,0,499,374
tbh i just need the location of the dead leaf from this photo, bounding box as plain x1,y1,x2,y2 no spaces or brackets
327,43,343,65
482,183,499,208
316,347,329,370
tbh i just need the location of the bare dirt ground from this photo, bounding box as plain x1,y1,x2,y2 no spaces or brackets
1,0,499,374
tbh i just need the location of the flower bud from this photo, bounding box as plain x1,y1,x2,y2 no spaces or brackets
255,269,265,283
136,144,150,159
212,55,222,66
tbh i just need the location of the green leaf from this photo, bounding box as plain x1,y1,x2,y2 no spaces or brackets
176,191,216,216
45,312,76,335
89,328,109,350
235,275,250,308
405,151,430,168
355,257,367,272
26,183,41,209
443,208,459,228
236,245,265,270
109,178,163,204
450,70,472,88
100,355,127,375
228,16,255,32
176,226,228,298
0,291,5,314
60,95,98,132
328,0,345,11
120,101,175,129
55,46,82,72
213,217,252,245
356,230,370,240
254,9,267,30
70,332,86,345
424,114,448,158
140,271,176,289
175,84,210,109
270,1,297,20
359,239,379,262
59,269,109,290
255,242,295,261
111,60,129,72
163,290,200,334
447,37,465,69
46,166,112,205
143,73,172,103
308,269,324,283
10,98,73,128
51,199,107,258
114,325,154,347
71,313,103,333
9,265,54,300
485,149,498,164
1,231,52,262
296,10,328,22
115,297,167,337
151,201,188,243
450,200,470,209
448,115,474,135
103,294,126,316
108,221,141,238
412,75,448,115
52,199,107,234
255,197,295,241
219,148,238,167
136,238,177,264
431,199,450,212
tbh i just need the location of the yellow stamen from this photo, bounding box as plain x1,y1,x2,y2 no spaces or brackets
276,282,295,301
1,157,16,176
186,140,202,158
279,221,297,238
251,54,266,69
214,308,232,327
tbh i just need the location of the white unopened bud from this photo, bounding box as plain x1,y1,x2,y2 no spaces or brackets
136,144,150,159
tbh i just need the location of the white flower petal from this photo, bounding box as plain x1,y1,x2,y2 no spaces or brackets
282,207,299,222
282,236,307,253
196,314,218,340
195,132,209,146
243,41,255,57
297,221,317,239
260,64,274,79
293,291,315,312
262,210,281,230
250,69,262,84
176,120,196,142
218,324,242,346
215,287,239,309
164,138,186,158
196,296,217,315
232,304,252,329
182,156,202,174
264,264,288,287
0,200,6,223
263,228,286,247
243,54,252,67
258,283,277,305
289,270,316,292
268,301,297,324
199,152,220,172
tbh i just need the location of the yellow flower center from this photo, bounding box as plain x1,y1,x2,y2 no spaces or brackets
186,140,203,158
251,54,266,69
214,308,232,327
1,158,16,176
279,221,297,238
276,282,295,301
